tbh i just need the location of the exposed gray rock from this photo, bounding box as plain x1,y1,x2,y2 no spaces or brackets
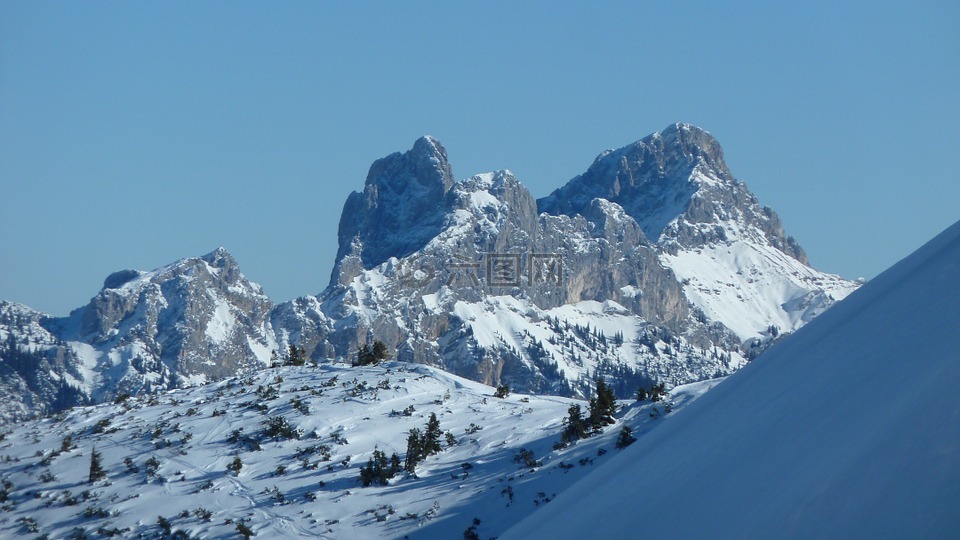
333,136,455,285
539,123,807,262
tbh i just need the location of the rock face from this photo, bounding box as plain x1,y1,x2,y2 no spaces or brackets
333,136,455,285
540,123,805,260
297,124,857,395
0,124,858,424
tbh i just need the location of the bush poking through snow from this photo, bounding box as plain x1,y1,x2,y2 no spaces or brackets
228,456,243,476
236,520,255,539
615,426,637,449
514,448,542,469
261,416,302,440
359,447,402,487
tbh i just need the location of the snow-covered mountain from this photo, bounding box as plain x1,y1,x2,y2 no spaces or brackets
292,124,856,399
0,220,952,539
504,219,960,539
0,360,718,539
1,124,857,423
0,249,277,423
540,123,857,340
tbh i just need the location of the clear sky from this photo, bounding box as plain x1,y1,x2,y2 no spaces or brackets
1,1,958,315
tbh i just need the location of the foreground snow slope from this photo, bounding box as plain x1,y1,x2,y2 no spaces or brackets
505,219,960,539
0,360,716,539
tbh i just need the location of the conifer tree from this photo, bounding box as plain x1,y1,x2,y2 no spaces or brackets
423,413,443,456
356,344,371,366
360,447,399,486
286,344,306,366
390,452,401,475
228,456,243,476
615,426,637,449
404,428,422,473
372,340,389,362
588,378,617,431
356,340,390,366
88,447,105,483
561,404,589,445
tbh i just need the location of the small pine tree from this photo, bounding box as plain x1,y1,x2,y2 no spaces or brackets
422,413,443,457
464,517,482,540
561,404,589,445
357,340,390,366
588,378,617,431
404,428,422,473
236,521,255,539
390,452,401,475
494,384,510,398
615,426,637,449
650,382,666,402
636,387,648,402
356,344,370,366
372,340,389,362
359,447,400,487
88,447,105,483
285,344,306,366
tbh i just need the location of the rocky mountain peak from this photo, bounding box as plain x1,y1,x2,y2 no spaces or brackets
651,122,731,179
332,136,456,285
539,123,804,262
365,135,455,195
202,246,236,267
1,126,859,424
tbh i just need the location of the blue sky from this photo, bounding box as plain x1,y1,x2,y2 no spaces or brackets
1,1,958,315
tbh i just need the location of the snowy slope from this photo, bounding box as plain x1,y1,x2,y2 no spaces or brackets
504,219,960,539
661,216,858,341
0,361,716,539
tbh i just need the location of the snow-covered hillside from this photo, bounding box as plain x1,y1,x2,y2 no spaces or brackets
505,220,960,539
0,360,717,539
661,219,857,341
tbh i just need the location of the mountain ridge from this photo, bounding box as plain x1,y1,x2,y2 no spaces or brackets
0,124,858,423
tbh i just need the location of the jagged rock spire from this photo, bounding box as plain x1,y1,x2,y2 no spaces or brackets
332,136,455,286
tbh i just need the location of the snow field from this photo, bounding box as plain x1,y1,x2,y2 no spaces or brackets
0,361,716,539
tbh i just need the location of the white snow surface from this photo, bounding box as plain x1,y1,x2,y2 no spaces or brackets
453,296,746,384
204,297,236,343
661,219,858,341
0,362,714,539
505,219,960,539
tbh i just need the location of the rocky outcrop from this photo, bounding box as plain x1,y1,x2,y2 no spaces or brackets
539,123,806,262
333,136,456,285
